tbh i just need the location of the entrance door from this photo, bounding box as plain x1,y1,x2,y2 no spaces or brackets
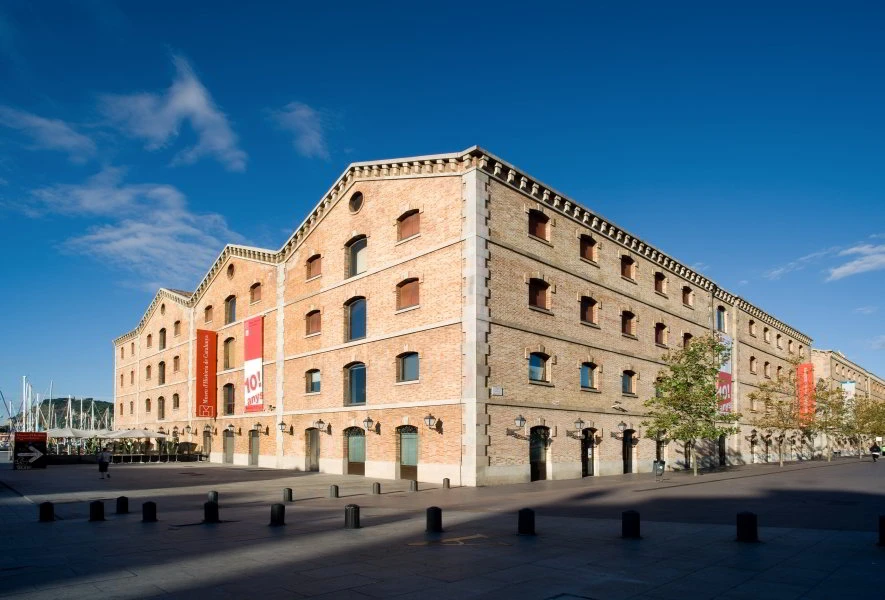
202,431,212,456
581,429,596,477
398,426,418,480
530,426,549,481
248,431,259,466
305,428,320,472
718,434,727,467
345,428,365,475
223,431,234,464
623,430,635,474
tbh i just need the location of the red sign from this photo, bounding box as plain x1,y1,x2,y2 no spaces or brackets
196,329,218,418
717,372,733,413
797,362,814,425
243,316,264,413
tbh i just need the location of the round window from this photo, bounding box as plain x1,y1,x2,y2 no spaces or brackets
349,192,364,213
227,264,235,278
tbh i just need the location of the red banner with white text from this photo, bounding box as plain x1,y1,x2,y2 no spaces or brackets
797,362,814,425
244,316,264,413
196,329,218,418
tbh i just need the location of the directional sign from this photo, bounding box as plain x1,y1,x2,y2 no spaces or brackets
13,432,48,470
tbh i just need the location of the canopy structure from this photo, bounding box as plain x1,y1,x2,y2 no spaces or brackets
103,429,166,439
46,428,113,439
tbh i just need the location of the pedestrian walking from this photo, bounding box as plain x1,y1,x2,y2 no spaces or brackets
98,447,113,479
869,442,881,463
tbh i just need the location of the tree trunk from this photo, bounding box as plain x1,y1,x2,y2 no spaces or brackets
826,433,831,462
779,439,784,467
692,444,698,477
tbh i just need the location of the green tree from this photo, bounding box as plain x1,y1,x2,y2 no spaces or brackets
812,382,848,461
643,334,741,476
748,370,801,467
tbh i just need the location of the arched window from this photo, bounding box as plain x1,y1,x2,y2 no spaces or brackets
397,209,420,240
397,278,420,310
764,362,771,378
579,234,597,262
145,398,151,413
306,310,322,335
775,333,782,349
528,209,549,240
130,370,134,384
158,361,166,385
223,337,235,370
683,332,693,348
118,402,123,415
305,369,321,393
157,396,165,420
654,272,667,294
224,295,236,324
145,365,151,380
223,383,235,415
528,352,549,383
620,256,636,280
146,334,153,348
250,282,262,303
346,235,367,277
682,286,693,306
131,342,135,355
345,297,366,341
172,393,180,410
788,340,794,354
622,370,636,395
763,327,771,343
160,303,166,315
655,322,668,346
749,320,757,336
750,356,758,374
397,352,419,382
173,355,180,372
120,346,124,359
174,320,181,336
119,373,123,388
129,401,133,415
716,306,727,332
345,362,366,405
204,305,213,323
580,362,597,390
776,365,783,379
158,328,166,350
799,344,805,356
621,311,636,336
580,296,598,325
306,254,322,279
528,278,549,310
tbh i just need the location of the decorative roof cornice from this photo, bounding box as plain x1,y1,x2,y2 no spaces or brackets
811,349,885,383
113,288,192,345
733,297,812,345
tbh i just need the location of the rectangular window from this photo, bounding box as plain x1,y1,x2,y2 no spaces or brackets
306,371,321,393
398,211,420,240
306,311,322,335
224,386,235,415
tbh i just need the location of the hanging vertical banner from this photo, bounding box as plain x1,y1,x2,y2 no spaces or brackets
796,362,815,424
196,330,218,418
717,333,734,413
841,380,856,402
244,316,264,413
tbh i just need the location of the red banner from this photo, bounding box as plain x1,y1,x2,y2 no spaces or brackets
717,372,733,413
196,329,217,418
243,316,264,413
797,362,814,425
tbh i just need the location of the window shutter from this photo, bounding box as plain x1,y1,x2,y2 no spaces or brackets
399,280,419,309
399,212,420,239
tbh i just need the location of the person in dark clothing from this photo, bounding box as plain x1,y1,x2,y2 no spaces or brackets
870,443,881,463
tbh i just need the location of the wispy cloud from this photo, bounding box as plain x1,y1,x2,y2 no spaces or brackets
855,306,878,315
827,244,885,281
0,105,96,162
690,261,709,272
100,55,246,171
738,279,749,286
22,167,242,290
764,247,840,280
270,101,330,160
871,336,885,351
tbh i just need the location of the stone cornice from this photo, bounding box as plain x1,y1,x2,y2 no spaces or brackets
113,288,191,345
733,297,812,346
812,349,885,384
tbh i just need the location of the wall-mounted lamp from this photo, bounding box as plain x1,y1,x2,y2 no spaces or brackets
314,418,325,430
278,421,287,433
204,424,213,436
226,424,235,434
506,415,528,439
185,425,192,435
363,416,374,431
253,423,264,435
423,414,437,429
617,421,627,433
574,418,585,431
514,415,526,429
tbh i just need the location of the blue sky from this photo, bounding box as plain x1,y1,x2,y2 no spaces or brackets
1,1,884,413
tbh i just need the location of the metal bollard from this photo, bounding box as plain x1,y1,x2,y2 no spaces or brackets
345,504,361,529
442,478,450,489
622,510,641,539
38,501,55,522
518,508,536,535
878,515,885,546
207,490,219,504
736,511,758,542
116,496,129,515
409,480,419,492
142,501,157,523
204,501,220,523
282,488,293,503
426,506,443,533
270,503,286,526
89,500,105,522
372,482,381,495
329,484,339,499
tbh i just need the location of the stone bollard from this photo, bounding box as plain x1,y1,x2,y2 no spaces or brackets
409,480,419,492
736,511,758,542
116,496,129,515
142,501,157,523
270,503,286,526
207,490,219,504
345,504,361,529
878,515,885,546
372,482,381,495
89,500,105,522
518,508,536,535
442,478,450,489
622,510,641,539
282,488,293,503
204,501,220,524
329,485,339,499
38,501,55,522
426,506,443,533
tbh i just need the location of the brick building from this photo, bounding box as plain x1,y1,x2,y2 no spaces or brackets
115,146,824,485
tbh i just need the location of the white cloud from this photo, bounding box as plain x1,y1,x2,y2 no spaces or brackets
738,279,749,286
872,336,885,351
690,261,709,272
764,247,841,280
25,168,242,289
100,55,246,171
827,244,885,281
0,105,96,162
855,306,878,315
270,101,330,160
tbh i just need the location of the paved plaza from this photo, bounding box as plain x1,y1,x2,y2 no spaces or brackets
2,457,885,599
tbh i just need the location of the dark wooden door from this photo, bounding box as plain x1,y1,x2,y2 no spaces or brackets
581,429,595,477
306,428,319,472
530,427,549,481
622,431,634,474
